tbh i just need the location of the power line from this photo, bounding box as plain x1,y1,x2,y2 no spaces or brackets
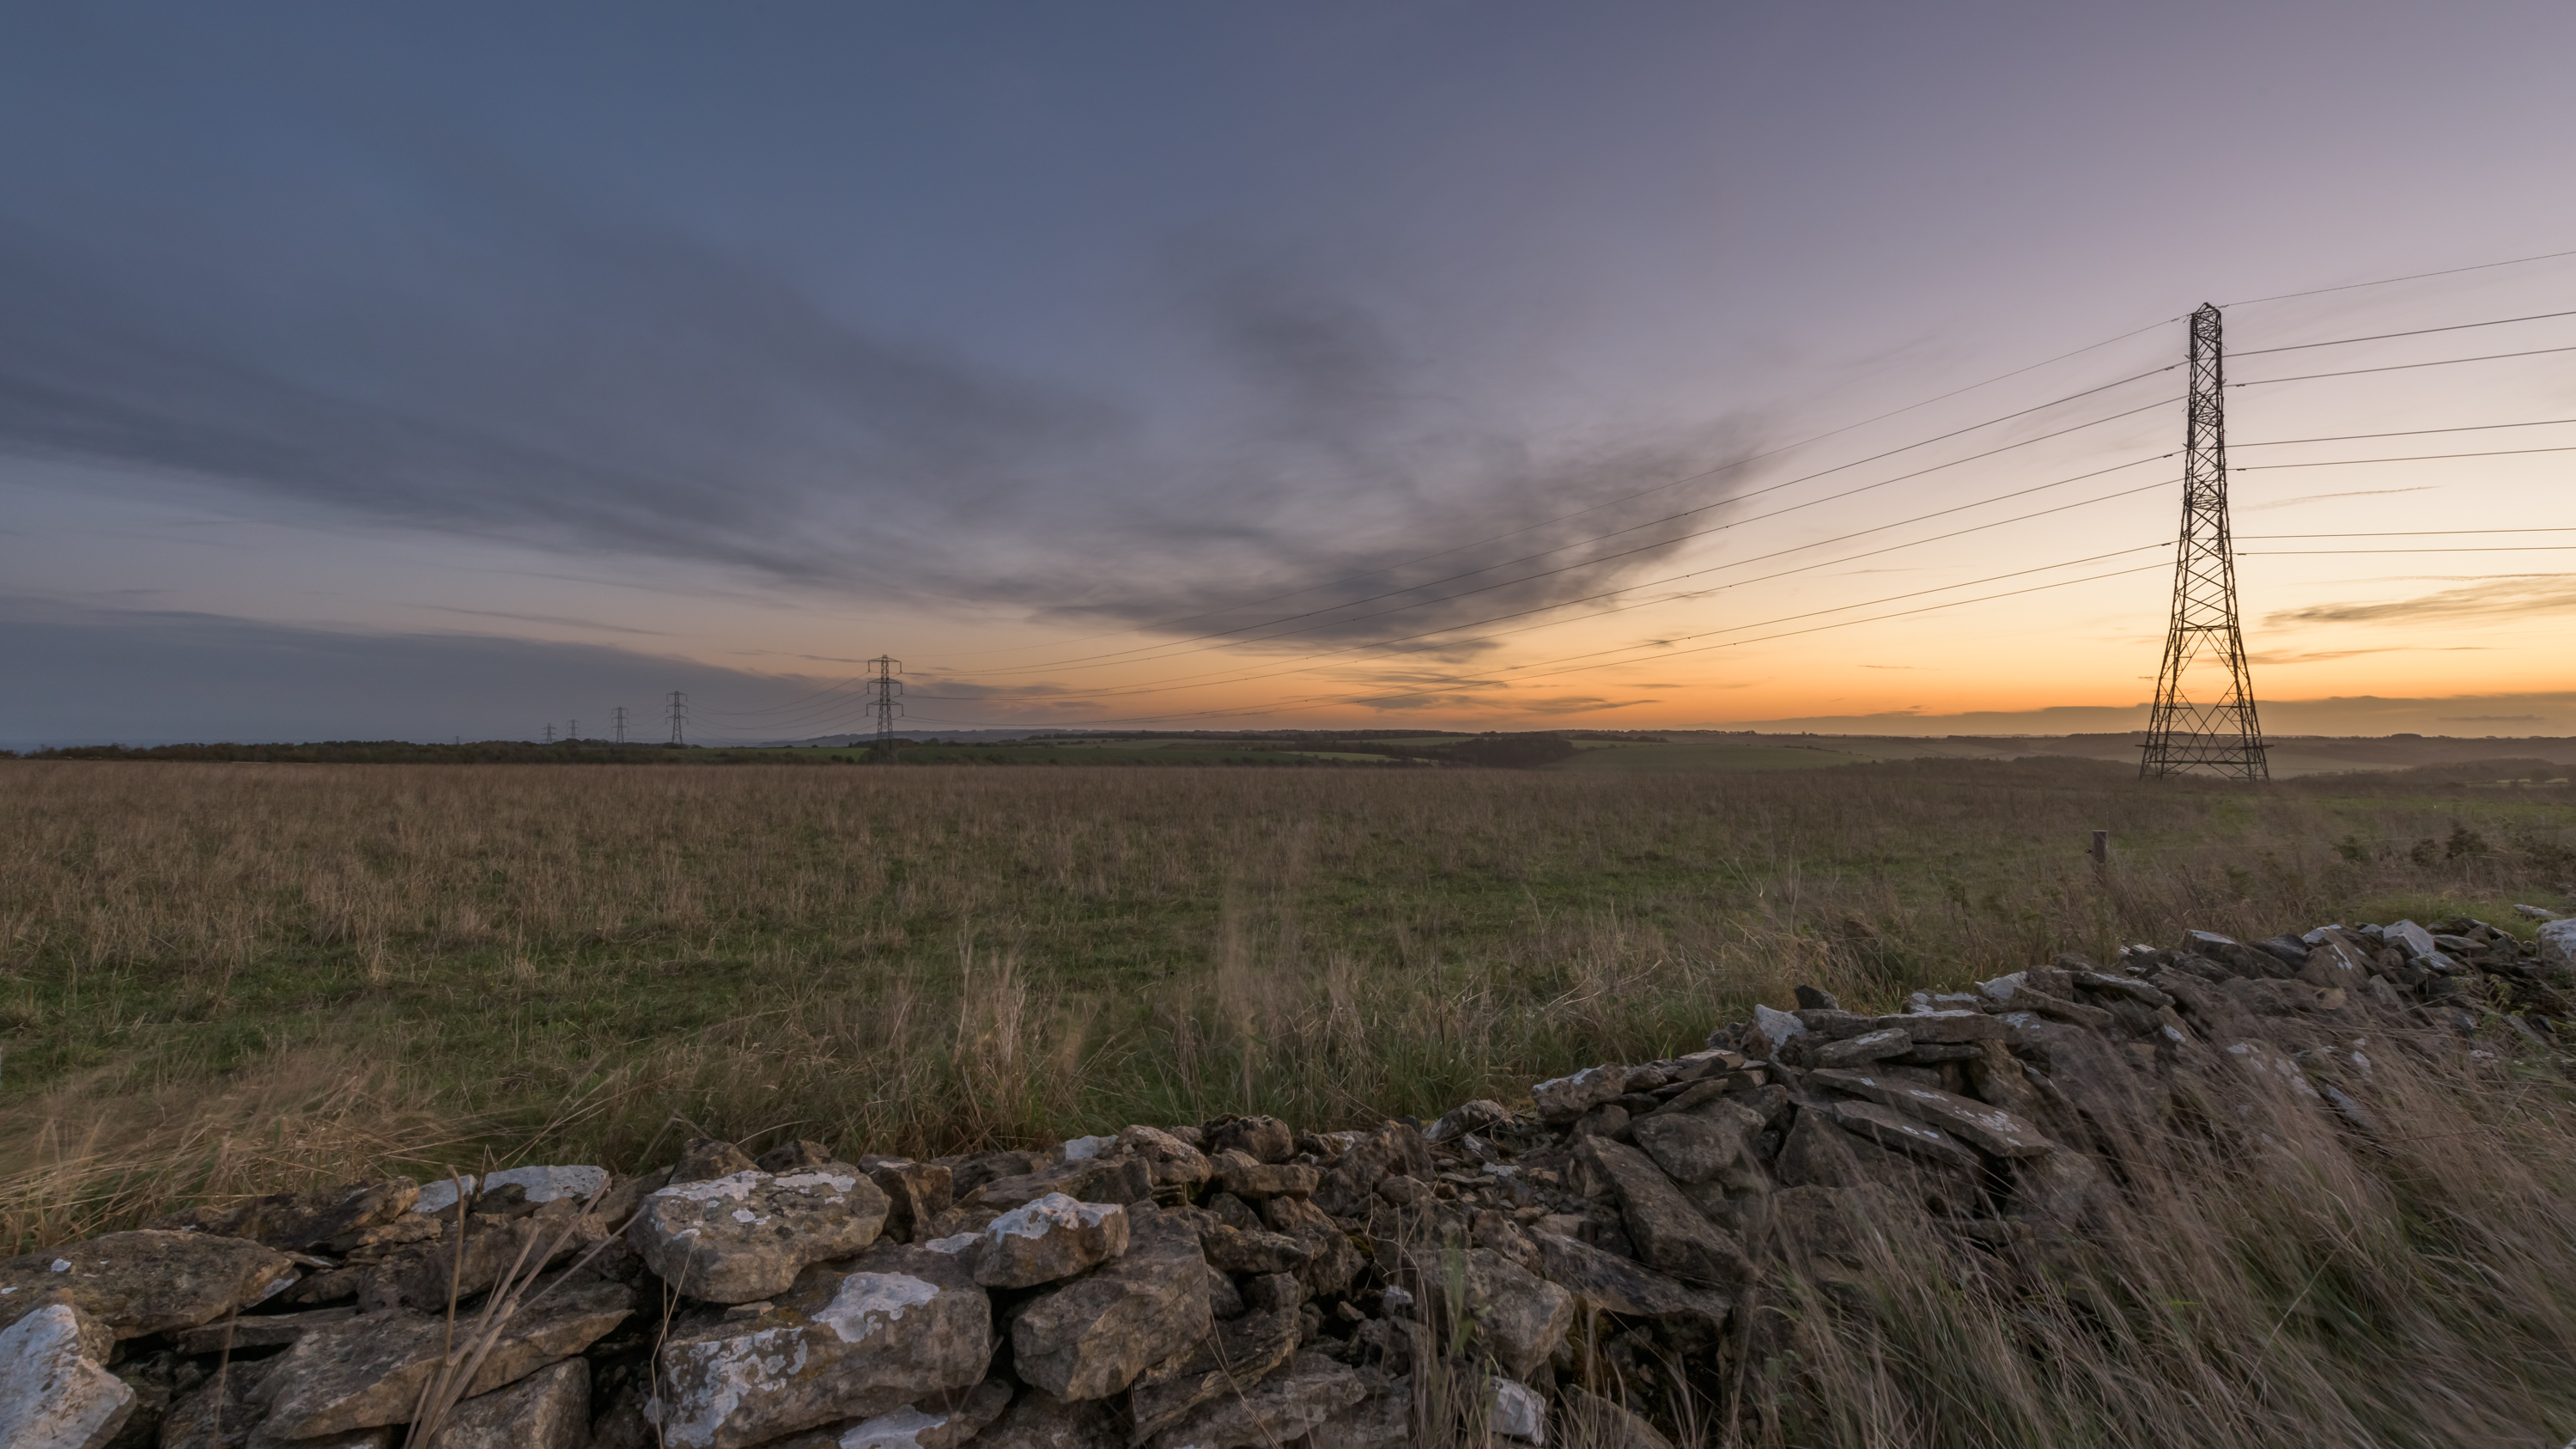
693,673,878,719
2235,344,2576,387
860,554,2178,731
2236,527,2576,539
667,691,688,746
2236,444,2576,470
929,313,2186,661
2230,307,2576,357
700,313,2576,715
2239,545,2576,555
2234,417,2576,447
911,461,2180,707
962,391,2180,679
2225,245,2576,307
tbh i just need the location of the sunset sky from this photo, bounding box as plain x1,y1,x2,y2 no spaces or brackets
3,3,2573,744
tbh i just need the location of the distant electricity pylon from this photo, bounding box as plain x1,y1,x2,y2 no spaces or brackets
611,706,628,744
568,719,580,742
2141,302,2268,782
543,723,556,744
866,656,903,752
666,691,688,746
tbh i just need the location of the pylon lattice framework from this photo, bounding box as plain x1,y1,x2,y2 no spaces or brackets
2140,302,2268,781
866,656,903,749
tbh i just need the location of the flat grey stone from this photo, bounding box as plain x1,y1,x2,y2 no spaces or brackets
173,1305,355,1355
257,1279,631,1440
1809,1068,2056,1158
0,1232,297,1340
152,1180,420,1254
415,1177,477,1215
481,1166,608,1205
1526,1231,1730,1338
1814,1028,1911,1068
1826,1100,1983,1172
1866,1010,2003,1044
1531,1065,1625,1122
423,1356,589,1449
629,1165,890,1304
2383,920,2439,959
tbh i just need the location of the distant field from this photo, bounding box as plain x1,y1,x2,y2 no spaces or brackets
1553,741,1850,772
2,754,2570,1246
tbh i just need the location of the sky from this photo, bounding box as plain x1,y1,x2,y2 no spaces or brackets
3,2,2573,746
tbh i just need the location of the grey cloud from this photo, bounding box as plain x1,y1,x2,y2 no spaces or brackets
422,606,670,636
0,125,1760,657
0,594,791,746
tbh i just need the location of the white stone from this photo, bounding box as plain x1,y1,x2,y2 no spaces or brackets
1486,1376,1546,1443
1060,1135,1116,1162
2383,920,2438,960
1529,1065,1624,1122
0,1304,134,1449
413,1176,477,1214
2513,904,2561,922
814,1274,942,1343
483,1165,609,1203
2538,918,2576,971
1976,971,2026,1004
1752,1004,1806,1056
990,1196,1119,1240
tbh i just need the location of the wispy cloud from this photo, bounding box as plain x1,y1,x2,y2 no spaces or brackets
2242,485,2437,512
422,605,667,636
2246,644,2488,665
2263,575,2576,627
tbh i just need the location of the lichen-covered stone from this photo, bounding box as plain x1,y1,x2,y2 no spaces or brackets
1010,1209,1209,1401
974,1195,1127,1290
651,1244,989,1449
628,1164,890,1304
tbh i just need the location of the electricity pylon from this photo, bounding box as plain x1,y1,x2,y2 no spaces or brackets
866,656,903,752
2140,303,2268,781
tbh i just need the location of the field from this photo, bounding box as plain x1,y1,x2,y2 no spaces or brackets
2,755,2572,1251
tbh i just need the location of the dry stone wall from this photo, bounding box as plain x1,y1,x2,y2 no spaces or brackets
3,908,2572,1449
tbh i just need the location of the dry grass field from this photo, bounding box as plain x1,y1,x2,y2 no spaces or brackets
2,756,2568,1253
6,758,2576,1446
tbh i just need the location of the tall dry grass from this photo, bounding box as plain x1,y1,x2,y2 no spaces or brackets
0,758,2567,1250
1744,1023,2576,1448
